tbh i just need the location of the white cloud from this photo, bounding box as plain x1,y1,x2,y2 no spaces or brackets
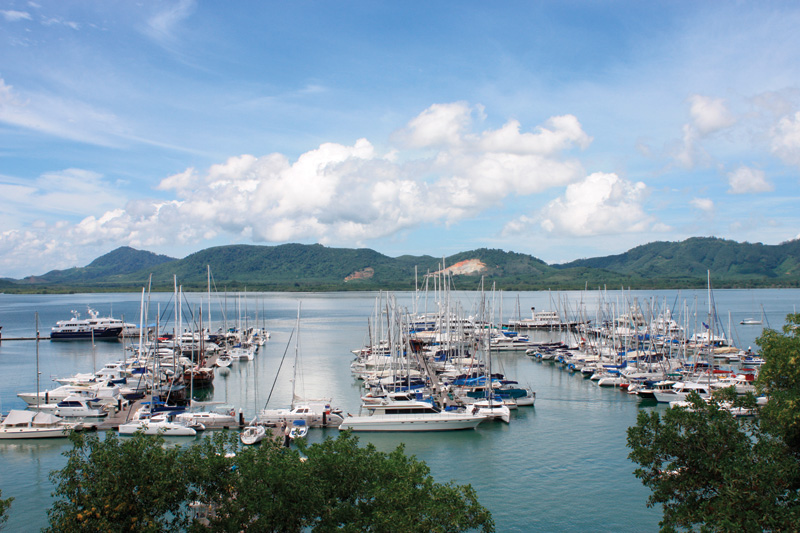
688,95,735,135
1,10,31,21
0,77,124,147
144,0,196,44
771,111,800,166
0,103,598,276
391,101,474,149
537,172,654,237
726,166,773,194
672,95,736,168
690,197,714,212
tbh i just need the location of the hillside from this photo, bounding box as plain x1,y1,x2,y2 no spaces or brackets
20,247,176,285
560,237,800,284
5,237,800,292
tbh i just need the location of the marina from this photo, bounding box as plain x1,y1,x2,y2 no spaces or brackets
0,288,796,531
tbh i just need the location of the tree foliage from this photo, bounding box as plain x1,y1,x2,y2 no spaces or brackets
626,315,800,532
0,489,12,531
754,313,800,455
46,431,191,532
47,430,494,533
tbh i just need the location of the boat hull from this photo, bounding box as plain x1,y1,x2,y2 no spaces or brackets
0,427,71,439
50,327,123,340
338,413,486,432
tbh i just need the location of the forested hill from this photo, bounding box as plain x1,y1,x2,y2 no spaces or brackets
8,237,800,292
559,237,800,282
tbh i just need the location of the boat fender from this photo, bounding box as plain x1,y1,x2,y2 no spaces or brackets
323,411,327,426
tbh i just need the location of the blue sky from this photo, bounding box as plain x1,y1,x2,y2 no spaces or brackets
1,1,800,278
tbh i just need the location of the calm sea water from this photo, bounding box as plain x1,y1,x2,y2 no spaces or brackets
1,288,797,532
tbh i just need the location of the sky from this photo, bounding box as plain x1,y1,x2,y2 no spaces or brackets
1,1,800,278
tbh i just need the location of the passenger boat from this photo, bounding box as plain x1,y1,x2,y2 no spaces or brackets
50,308,132,340
338,400,487,432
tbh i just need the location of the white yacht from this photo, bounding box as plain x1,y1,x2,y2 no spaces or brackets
50,308,132,340
53,396,108,418
257,401,343,428
339,400,487,432
0,410,76,439
653,381,714,403
118,410,196,436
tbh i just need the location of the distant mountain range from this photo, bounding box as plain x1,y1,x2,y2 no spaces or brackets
5,237,800,293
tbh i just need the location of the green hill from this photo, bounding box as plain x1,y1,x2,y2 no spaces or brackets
6,237,800,293
560,237,800,286
19,247,176,285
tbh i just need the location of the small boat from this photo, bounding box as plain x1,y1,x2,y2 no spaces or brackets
215,353,232,368
240,423,266,445
289,419,308,440
739,318,762,325
227,345,255,361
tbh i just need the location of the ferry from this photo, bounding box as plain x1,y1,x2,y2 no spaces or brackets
50,308,128,340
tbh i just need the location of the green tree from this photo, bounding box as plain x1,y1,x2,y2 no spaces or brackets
46,431,191,532
187,431,494,532
0,489,12,530
627,315,800,532
754,313,800,454
47,430,493,533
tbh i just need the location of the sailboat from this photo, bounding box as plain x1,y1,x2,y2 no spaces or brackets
740,304,765,326
258,303,344,428
241,322,267,445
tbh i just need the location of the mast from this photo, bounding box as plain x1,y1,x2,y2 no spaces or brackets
35,312,40,411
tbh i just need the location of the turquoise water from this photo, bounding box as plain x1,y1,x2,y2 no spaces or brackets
1,289,796,531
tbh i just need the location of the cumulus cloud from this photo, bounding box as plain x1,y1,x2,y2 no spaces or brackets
726,166,773,194
771,111,800,166
690,197,714,212
391,101,475,148
673,95,736,168
537,172,654,237
688,95,735,135
0,103,595,276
